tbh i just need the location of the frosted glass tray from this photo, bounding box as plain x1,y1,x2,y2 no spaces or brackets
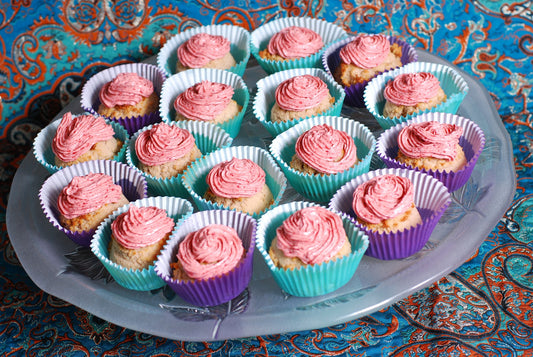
7,51,515,341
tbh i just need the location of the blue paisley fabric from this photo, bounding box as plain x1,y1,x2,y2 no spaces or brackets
1,1,533,356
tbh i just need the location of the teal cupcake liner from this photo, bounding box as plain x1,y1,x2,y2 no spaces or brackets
91,196,194,291
159,68,250,138
181,145,287,219
269,115,376,203
253,67,345,137
364,61,469,130
126,121,233,197
33,114,130,175
256,201,369,297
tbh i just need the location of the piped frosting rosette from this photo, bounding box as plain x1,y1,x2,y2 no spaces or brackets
159,68,249,138
269,115,375,202
250,16,346,74
182,146,287,219
91,196,193,291
80,63,166,135
322,34,418,107
329,168,451,260
155,209,256,306
126,121,233,197
256,201,369,297
39,160,148,246
364,61,469,130
157,24,250,77
253,67,345,136
377,112,485,191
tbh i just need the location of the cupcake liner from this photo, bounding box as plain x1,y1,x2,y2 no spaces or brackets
329,168,451,260
376,112,486,192
322,35,418,108
155,209,256,306
80,63,166,135
253,67,345,137
39,160,148,247
33,115,130,175
126,121,233,197
256,201,369,297
250,16,347,74
364,61,469,130
91,196,194,291
156,24,251,77
159,68,250,138
269,115,376,203
182,145,287,219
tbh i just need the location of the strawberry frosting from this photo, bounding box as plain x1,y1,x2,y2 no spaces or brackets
99,72,154,108
177,224,244,280
57,173,124,220
275,75,329,111
398,121,463,161
206,158,266,198
383,72,441,106
177,33,231,68
340,34,390,69
267,26,323,59
174,80,234,121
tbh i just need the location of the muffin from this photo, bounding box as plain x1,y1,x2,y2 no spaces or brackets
259,26,323,62
176,33,236,72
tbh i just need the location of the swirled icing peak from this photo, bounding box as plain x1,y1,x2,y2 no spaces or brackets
52,112,115,162
111,205,175,250
275,75,329,111
57,173,124,220
352,174,415,224
99,72,154,108
275,206,346,265
177,33,231,68
383,72,441,106
177,224,244,280
398,121,463,161
340,34,390,68
174,80,234,121
206,158,265,198
135,123,196,166
267,26,323,59
296,124,357,174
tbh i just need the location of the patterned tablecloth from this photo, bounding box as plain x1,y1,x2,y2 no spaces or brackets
1,1,532,355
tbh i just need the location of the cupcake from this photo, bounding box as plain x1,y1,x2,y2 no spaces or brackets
176,33,236,73
258,26,324,62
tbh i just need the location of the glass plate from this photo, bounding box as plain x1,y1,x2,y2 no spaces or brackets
6,50,515,342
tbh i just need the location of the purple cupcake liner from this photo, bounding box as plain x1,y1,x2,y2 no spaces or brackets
155,210,256,306
377,112,486,192
322,35,418,108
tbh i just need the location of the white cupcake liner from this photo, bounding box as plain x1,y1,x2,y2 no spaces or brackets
155,209,256,306
159,68,250,138
253,67,345,137
39,160,148,247
33,115,130,175
126,121,233,197
250,16,347,74
256,201,369,297
269,115,376,203
329,168,451,260
364,61,469,130
156,24,251,77
91,196,194,291
181,145,287,219
376,112,486,191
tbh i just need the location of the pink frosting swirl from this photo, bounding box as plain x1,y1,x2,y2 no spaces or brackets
135,123,196,166
99,72,154,108
57,173,124,220
52,112,115,162
383,72,442,106
340,34,390,68
177,33,231,68
177,224,244,280
275,75,329,111
174,80,234,121
295,124,357,174
352,174,415,224
267,26,323,59
398,121,463,160
276,206,346,265
206,158,266,198
111,205,175,250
